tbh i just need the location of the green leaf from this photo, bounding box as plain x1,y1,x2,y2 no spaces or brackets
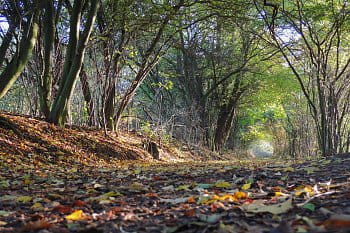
176,184,190,191
0,210,12,217
302,203,316,212
215,181,231,188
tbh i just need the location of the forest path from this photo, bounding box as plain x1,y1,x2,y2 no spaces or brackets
1,156,350,233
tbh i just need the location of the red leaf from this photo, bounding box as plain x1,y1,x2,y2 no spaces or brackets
184,209,196,217
73,200,87,207
52,205,72,214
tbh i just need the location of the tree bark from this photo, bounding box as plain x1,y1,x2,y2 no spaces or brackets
49,0,99,126
38,0,55,118
0,6,40,99
79,65,95,126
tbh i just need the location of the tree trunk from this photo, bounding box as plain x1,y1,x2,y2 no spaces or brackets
49,0,99,126
114,68,153,132
38,0,55,118
79,65,95,126
0,7,40,99
213,99,237,151
104,81,116,131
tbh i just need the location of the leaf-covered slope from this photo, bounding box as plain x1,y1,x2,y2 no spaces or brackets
0,111,194,168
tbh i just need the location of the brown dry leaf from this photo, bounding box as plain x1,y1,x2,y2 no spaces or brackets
187,196,196,203
322,214,350,230
73,200,87,207
145,192,159,198
52,205,72,214
185,209,196,217
241,198,293,215
21,219,52,232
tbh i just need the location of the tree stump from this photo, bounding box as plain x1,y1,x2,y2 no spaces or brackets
143,139,160,160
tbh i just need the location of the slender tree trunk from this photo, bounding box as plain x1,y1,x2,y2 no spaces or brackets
38,0,55,118
0,7,40,99
49,0,99,126
104,81,115,130
79,65,95,126
114,67,155,132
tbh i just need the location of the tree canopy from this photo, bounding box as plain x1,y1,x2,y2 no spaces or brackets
0,0,349,156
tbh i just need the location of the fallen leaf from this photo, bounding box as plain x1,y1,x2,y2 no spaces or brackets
0,220,7,226
185,209,196,217
145,192,159,198
0,210,12,217
0,180,10,188
215,181,231,188
295,185,314,197
17,196,32,203
52,205,72,214
241,183,251,190
176,184,190,191
241,198,293,215
302,203,316,212
73,200,87,207
21,219,52,232
65,210,86,221
187,196,196,203
198,213,225,224
160,197,189,204
196,183,212,189
322,214,350,230
31,202,44,210
283,167,294,172
234,191,248,199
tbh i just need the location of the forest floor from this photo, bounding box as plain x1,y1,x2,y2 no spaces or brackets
0,112,350,233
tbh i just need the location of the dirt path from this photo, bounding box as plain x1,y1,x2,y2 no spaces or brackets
1,156,350,233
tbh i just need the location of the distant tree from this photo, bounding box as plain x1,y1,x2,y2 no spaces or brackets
257,0,350,155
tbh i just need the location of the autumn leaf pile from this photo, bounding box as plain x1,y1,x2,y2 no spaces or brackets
1,112,350,232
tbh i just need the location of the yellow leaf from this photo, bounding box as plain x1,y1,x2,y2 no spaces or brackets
65,210,85,221
31,202,44,210
215,181,231,188
283,167,294,172
0,220,7,226
218,194,238,202
176,185,190,191
295,185,314,196
234,191,247,199
103,191,122,197
134,168,141,174
241,183,251,190
275,192,288,197
23,179,31,185
17,196,32,203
